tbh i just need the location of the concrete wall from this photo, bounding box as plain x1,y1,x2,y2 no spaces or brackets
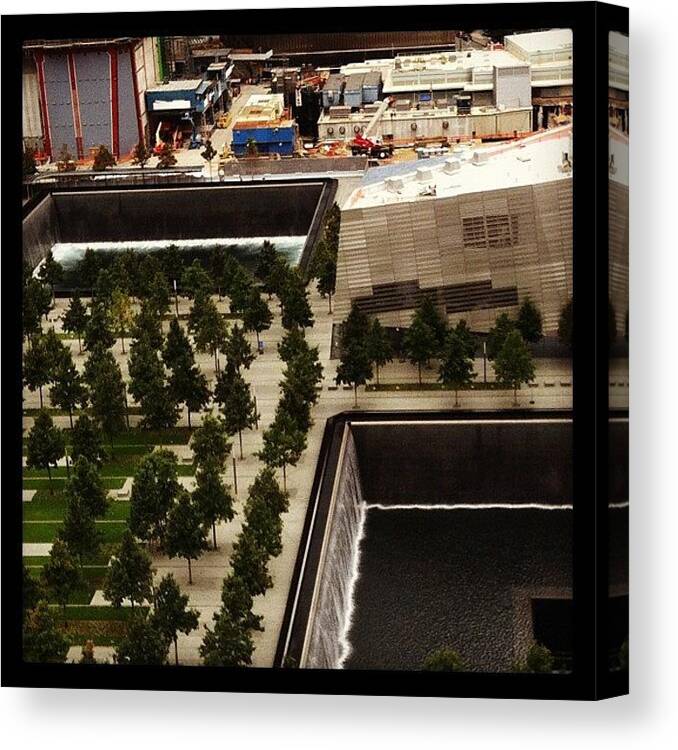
22,194,60,270
334,178,572,333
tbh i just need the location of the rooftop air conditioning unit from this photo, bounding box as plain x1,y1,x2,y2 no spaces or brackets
416,167,433,182
443,157,462,174
472,150,489,165
385,177,404,193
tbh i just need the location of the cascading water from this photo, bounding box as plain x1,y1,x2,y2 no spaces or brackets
303,430,366,669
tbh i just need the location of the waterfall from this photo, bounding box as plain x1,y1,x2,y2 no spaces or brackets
303,429,366,669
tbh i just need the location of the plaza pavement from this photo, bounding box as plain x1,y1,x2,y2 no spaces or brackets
22,283,628,666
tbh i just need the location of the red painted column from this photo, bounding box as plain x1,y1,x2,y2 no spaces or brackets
130,44,144,144
34,51,52,158
109,46,120,157
67,52,84,160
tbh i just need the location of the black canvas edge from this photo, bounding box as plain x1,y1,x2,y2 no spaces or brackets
1,1,626,700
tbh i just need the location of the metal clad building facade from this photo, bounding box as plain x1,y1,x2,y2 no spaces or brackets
334,179,572,334
30,39,146,159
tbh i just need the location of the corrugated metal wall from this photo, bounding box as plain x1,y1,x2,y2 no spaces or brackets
74,50,111,153
43,53,77,157
117,49,140,154
22,57,43,144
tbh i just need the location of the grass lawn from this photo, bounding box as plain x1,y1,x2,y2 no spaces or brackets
23,520,127,545
23,491,130,522
23,427,193,449
54,606,151,648
27,565,110,605
23,476,126,491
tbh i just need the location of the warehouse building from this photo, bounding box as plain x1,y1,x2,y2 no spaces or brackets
231,93,298,156
334,125,573,334
23,37,161,159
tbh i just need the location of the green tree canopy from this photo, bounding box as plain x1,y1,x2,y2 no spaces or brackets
26,410,65,494
49,355,88,428
84,301,115,351
558,298,573,348
255,240,278,286
70,414,107,468
422,647,465,672
76,248,101,292
415,295,448,351
223,323,255,373
278,326,310,364
438,329,476,406
88,349,127,444
525,643,554,673
92,144,116,171
38,250,64,295
190,413,232,470
164,490,208,584
23,335,53,408
60,491,100,563
42,538,82,613
181,260,213,300
110,288,134,353
230,526,272,597
200,607,254,668
23,601,69,664
128,337,180,430
220,574,263,632
280,275,314,330
517,297,544,343
156,142,176,169
493,329,536,406
257,407,306,491
132,140,152,169
151,573,200,665
402,316,438,385
129,449,180,545
62,292,88,353
193,460,236,550
114,614,168,665
242,290,273,346
163,318,193,371
190,295,227,372
103,529,154,610
65,456,109,518
486,312,515,360
214,369,258,459
366,318,393,385
23,278,52,339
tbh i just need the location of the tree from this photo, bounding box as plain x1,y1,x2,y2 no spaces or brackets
220,574,263,632
366,318,392,385
190,295,227,372
230,526,272,597
62,292,88,354
76,248,101,292
60,492,100,563
65,456,109,518
226,264,254,315
201,139,217,179
26,410,65,494
110,288,134,353
84,301,115,351
103,529,154,610
263,254,290,300
89,351,127,446
200,608,254,667
313,240,337,313
114,614,168,665
169,357,210,429
42,539,82,615
23,336,52,408
131,300,164,351
49,356,87,428
416,295,448,351
525,643,554,673
190,413,232,470
70,415,107,467
454,319,476,359
486,312,515,360
92,144,116,171
193,461,236,550
255,240,278,286
146,271,172,318
242,290,273,347
243,478,285,558
493,329,536,406
517,297,544,343
438,329,476,406
23,601,69,664
341,303,371,348
278,326,309,364
23,565,46,614
257,407,306,491
335,340,373,407
131,140,152,170
129,449,180,545
164,490,208,584
156,142,177,168
95,268,116,305
223,323,255,372
151,574,200,665
422,647,465,672
181,260,213,300
163,318,193,371
23,278,52,339
280,276,314,330
128,338,180,430
38,250,64,300
214,369,258,459
402,317,438,386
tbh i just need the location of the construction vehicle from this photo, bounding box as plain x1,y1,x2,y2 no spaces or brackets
350,133,393,159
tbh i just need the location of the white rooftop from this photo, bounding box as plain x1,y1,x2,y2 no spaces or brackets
504,29,573,54
147,79,203,93
345,125,574,210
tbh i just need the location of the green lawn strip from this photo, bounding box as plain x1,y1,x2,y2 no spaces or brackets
54,605,149,621
23,520,127,545
365,381,513,392
23,477,125,491
23,427,193,448
23,493,130,522
23,406,144,417
27,566,109,605
55,606,151,648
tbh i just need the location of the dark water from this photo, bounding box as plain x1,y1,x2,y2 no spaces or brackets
344,506,628,672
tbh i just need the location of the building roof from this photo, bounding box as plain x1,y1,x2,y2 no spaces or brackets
345,125,573,209
504,28,573,54
147,79,204,93
152,99,192,111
